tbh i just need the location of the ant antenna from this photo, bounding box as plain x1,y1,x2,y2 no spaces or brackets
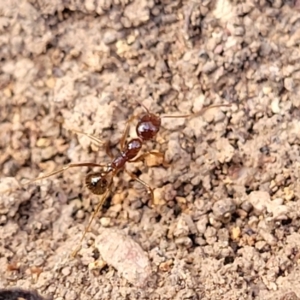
135,100,150,114
161,104,231,119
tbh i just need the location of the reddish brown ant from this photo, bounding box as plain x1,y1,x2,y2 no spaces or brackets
1,102,230,256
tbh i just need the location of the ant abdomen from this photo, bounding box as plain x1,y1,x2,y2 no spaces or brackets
85,171,113,195
136,113,161,141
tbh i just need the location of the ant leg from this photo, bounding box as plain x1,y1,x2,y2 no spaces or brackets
104,141,113,159
129,150,170,167
68,128,113,158
71,188,111,257
67,128,105,147
120,115,137,151
124,169,154,206
1,163,107,194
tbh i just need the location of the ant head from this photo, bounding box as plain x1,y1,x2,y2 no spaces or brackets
85,170,113,195
137,113,161,141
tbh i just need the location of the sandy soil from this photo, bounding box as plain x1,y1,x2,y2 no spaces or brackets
1,0,300,299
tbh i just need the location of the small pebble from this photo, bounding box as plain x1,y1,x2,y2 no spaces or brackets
284,77,294,92
231,227,241,241
202,61,217,74
95,228,152,287
212,198,236,222
100,217,111,227
103,30,118,45
271,98,281,114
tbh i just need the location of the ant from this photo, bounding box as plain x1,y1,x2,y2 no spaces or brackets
1,102,230,256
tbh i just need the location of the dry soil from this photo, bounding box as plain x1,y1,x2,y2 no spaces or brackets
1,1,300,300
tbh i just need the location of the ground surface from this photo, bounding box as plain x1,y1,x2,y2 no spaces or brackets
1,0,300,299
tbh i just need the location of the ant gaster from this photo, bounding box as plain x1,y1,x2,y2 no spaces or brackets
2,102,230,256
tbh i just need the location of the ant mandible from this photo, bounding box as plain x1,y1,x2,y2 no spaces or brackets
1,101,230,256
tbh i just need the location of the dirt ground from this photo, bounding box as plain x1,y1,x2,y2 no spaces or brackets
1,0,300,299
